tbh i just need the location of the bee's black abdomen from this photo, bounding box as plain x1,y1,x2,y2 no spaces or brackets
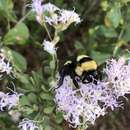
58,62,76,87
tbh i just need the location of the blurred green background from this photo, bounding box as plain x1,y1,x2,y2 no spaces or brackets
1,0,130,130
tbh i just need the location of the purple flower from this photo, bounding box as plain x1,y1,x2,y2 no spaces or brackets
0,54,12,78
0,92,8,111
8,92,23,110
0,91,22,111
104,57,130,97
42,3,59,13
18,118,39,130
32,0,43,15
32,0,44,23
45,9,81,31
55,76,106,129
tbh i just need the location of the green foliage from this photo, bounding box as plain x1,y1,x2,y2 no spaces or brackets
3,23,29,45
0,0,16,21
9,50,27,72
98,25,117,38
106,4,122,28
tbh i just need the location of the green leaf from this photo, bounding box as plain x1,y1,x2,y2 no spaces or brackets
27,93,37,104
17,74,30,84
8,49,27,72
4,23,29,45
54,0,63,6
20,96,31,106
120,0,130,4
106,5,121,28
91,51,110,65
44,126,51,130
40,93,53,100
98,25,117,38
0,0,16,21
55,112,64,124
49,60,55,70
123,24,130,42
74,41,84,50
44,106,55,114
31,71,43,87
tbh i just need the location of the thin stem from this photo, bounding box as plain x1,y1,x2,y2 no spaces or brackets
17,11,32,24
113,27,125,56
21,0,27,16
39,125,43,130
43,23,52,41
51,53,58,79
53,53,58,77
52,30,60,78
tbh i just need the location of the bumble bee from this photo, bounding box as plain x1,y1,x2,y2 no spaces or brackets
58,55,100,88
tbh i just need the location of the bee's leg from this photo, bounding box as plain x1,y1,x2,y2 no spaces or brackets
72,78,80,88
55,76,64,89
69,72,79,88
59,77,63,86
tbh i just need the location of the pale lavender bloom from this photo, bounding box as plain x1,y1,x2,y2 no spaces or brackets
31,0,80,29
43,40,56,55
18,118,39,130
55,76,106,129
0,55,12,78
104,56,130,97
0,91,22,111
32,0,43,15
55,77,77,112
32,1,59,24
43,3,59,13
32,0,43,23
45,15,58,25
0,92,8,111
103,94,123,110
45,9,81,30
59,9,81,24
7,92,23,110
45,9,80,25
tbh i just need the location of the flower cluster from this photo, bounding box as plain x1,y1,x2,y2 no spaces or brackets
55,77,106,128
45,9,81,31
0,53,12,78
55,57,130,129
32,0,80,30
43,2,60,13
43,40,57,55
32,0,43,23
0,91,22,111
32,0,80,55
18,118,39,130
104,56,130,96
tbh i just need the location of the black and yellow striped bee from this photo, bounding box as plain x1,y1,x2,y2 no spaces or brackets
58,55,100,88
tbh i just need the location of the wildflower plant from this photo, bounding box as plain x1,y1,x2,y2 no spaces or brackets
0,0,130,130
